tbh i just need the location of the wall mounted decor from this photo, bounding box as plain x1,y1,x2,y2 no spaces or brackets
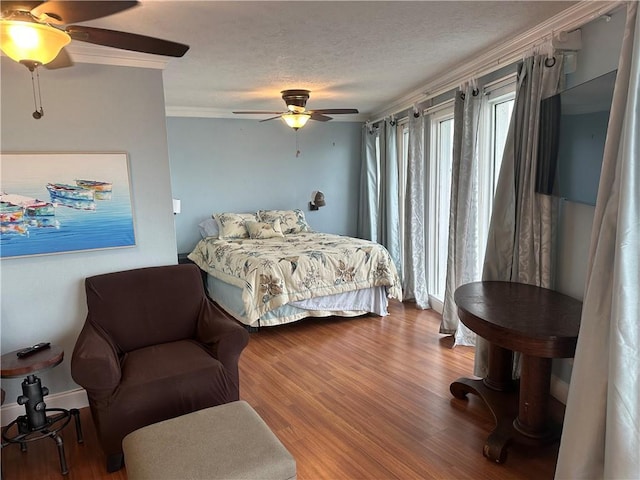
0,152,136,258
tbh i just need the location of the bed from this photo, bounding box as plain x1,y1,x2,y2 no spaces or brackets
188,209,402,328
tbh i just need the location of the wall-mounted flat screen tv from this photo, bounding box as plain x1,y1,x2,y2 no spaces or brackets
536,70,617,205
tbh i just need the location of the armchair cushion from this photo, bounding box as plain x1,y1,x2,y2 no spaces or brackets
96,340,233,458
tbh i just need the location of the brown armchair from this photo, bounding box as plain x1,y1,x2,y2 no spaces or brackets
71,264,249,472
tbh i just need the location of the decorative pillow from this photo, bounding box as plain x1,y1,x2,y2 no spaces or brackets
246,219,284,239
198,218,219,239
214,212,257,239
257,209,311,234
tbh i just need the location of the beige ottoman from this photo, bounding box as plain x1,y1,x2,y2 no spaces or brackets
122,401,296,480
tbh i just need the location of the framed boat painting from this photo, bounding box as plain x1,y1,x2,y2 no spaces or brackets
0,152,136,259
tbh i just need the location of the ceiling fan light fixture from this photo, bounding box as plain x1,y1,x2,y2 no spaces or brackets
0,20,70,66
287,105,306,113
282,112,311,130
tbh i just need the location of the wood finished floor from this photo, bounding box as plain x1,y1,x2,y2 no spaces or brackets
1,301,558,479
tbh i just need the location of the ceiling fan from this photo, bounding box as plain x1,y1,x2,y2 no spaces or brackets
233,90,359,130
0,1,189,71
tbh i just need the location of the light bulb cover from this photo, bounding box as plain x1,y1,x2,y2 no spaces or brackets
312,191,326,206
0,20,70,66
309,190,326,210
281,112,311,130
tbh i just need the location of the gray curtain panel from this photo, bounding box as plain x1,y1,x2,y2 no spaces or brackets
356,121,402,277
402,111,429,308
556,2,639,478
357,123,379,241
440,86,482,345
477,52,563,377
379,121,402,279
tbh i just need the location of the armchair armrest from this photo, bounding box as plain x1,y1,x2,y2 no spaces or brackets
71,318,122,393
196,301,249,396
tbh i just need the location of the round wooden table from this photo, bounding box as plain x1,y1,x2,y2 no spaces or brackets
1,344,64,377
1,344,83,475
450,281,582,463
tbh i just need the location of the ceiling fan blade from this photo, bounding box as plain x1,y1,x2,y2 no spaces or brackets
66,25,189,57
310,113,332,122
232,111,285,115
311,109,359,115
31,1,138,24
259,116,282,123
43,47,73,69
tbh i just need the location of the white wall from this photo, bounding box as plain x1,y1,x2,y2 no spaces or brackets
0,58,178,405
167,117,362,254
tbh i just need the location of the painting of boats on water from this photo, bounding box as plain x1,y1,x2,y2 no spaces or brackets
0,153,136,258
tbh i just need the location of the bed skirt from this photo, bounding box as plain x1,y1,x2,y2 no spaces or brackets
207,274,389,328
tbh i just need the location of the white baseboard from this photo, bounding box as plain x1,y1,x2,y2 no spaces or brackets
428,296,444,314
1,388,89,427
550,374,569,405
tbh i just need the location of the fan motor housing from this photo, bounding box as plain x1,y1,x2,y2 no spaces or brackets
281,89,310,110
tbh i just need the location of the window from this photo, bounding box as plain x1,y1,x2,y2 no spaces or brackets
477,80,515,258
390,77,514,312
426,106,455,307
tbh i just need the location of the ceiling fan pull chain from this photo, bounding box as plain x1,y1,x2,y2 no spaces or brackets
30,69,37,111
296,131,301,157
29,67,44,119
35,67,44,117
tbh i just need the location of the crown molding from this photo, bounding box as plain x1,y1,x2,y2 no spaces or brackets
65,44,170,70
369,1,624,122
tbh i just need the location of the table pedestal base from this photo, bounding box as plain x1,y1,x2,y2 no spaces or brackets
1,373,84,476
450,377,559,463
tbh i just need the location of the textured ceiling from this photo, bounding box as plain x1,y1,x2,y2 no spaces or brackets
71,1,579,120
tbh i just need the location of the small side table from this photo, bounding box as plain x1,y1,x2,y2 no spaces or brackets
177,252,192,265
450,282,582,463
1,345,84,475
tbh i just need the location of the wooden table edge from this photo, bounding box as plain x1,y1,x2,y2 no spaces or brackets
1,345,64,378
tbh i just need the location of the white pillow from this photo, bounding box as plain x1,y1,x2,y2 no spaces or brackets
198,218,219,239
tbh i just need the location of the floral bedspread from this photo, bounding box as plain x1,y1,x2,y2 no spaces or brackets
188,232,402,322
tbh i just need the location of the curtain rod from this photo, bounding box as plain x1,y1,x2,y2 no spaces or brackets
373,74,515,126
383,98,455,126
367,1,624,125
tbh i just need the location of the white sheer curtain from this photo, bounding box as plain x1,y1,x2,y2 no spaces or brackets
440,85,482,345
357,120,402,275
556,3,639,478
478,52,563,376
403,111,429,308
